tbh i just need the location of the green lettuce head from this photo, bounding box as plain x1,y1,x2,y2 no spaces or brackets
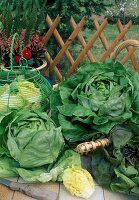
7,111,64,168
0,111,81,183
51,59,139,143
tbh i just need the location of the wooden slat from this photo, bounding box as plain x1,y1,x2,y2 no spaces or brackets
43,15,60,45
46,15,74,65
0,177,18,200
52,17,85,68
0,185,14,200
12,178,60,200
116,20,139,71
99,20,132,61
93,19,109,51
70,17,95,62
45,51,62,81
69,19,108,75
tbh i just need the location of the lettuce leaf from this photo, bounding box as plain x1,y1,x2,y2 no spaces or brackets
92,124,139,198
0,157,19,178
0,149,81,183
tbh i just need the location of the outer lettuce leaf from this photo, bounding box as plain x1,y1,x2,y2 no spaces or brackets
51,149,81,181
0,149,81,182
51,59,139,143
0,157,19,178
0,112,17,157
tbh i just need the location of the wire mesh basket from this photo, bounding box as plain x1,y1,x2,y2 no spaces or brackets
0,33,52,114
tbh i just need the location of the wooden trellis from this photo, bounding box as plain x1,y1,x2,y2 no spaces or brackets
43,15,139,81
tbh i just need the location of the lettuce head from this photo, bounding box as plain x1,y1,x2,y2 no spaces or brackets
51,59,139,143
6,111,65,168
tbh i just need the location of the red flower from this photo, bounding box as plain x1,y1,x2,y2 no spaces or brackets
22,49,32,60
14,55,20,64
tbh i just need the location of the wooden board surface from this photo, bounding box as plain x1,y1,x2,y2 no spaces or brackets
0,179,138,200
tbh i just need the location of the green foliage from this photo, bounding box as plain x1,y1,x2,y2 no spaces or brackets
92,124,139,198
0,0,47,43
46,0,110,38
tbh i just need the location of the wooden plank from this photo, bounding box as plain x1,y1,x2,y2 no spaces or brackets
70,17,95,62
0,185,14,200
116,20,139,71
99,20,132,62
12,178,60,200
43,15,60,45
93,19,109,51
12,191,34,200
0,177,18,200
46,15,74,65
59,184,104,200
52,17,85,68
69,19,108,75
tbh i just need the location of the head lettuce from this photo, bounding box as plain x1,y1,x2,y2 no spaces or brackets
51,60,139,143
1,111,64,168
0,111,81,182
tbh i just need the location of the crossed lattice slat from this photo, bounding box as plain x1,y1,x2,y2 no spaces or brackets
93,19,138,69
70,17,95,62
44,15,85,80
43,15,139,81
98,21,132,61
116,20,139,71
69,18,108,75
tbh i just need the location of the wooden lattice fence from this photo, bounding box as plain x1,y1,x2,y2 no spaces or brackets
42,15,139,81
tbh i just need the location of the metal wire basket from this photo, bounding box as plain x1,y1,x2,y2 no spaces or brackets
0,33,52,113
